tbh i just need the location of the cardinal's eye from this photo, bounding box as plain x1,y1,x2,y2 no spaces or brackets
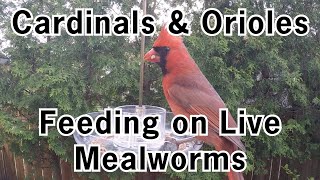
153,46,170,53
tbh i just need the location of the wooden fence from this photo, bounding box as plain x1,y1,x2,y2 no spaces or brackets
0,144,319,180
0,144,85,180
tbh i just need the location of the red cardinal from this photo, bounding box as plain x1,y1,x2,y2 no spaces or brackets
144,27,245,180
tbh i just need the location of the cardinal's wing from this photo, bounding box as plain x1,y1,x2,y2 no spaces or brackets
167,81,245,151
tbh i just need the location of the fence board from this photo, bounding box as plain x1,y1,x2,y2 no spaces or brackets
3,144,16,180
42,167,52,180
60,160,72,180
24,160,35,180
0,149,5,180
34,167,43,180
72,172,87,180
15,154,25,180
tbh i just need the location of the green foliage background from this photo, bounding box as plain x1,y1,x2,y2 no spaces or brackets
0,0,319,179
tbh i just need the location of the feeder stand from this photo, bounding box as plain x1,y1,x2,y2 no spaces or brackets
139,0,147,107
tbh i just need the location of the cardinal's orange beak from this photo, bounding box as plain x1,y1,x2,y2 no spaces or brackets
144,48,160,63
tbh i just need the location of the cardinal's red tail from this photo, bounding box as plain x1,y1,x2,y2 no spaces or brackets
199,135,245,180
227,170,244,180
